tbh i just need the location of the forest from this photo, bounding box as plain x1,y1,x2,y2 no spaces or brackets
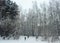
0,0,60,41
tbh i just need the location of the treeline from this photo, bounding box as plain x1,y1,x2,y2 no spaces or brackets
20,0,60,39
0,0,60,40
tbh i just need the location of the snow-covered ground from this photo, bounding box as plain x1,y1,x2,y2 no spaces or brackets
0,36,60,43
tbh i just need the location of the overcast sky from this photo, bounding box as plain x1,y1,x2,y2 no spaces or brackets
11,0,49,10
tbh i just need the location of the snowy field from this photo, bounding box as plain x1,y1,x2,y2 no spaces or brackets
0,36,60,43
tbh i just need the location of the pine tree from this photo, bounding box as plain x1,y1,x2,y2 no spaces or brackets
0,0,19,39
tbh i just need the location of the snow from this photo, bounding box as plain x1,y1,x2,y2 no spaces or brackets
0,36,60,43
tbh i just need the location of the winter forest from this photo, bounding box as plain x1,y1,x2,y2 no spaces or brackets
0,0,60,43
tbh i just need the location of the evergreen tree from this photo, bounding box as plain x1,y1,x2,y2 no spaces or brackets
0,0,19,39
